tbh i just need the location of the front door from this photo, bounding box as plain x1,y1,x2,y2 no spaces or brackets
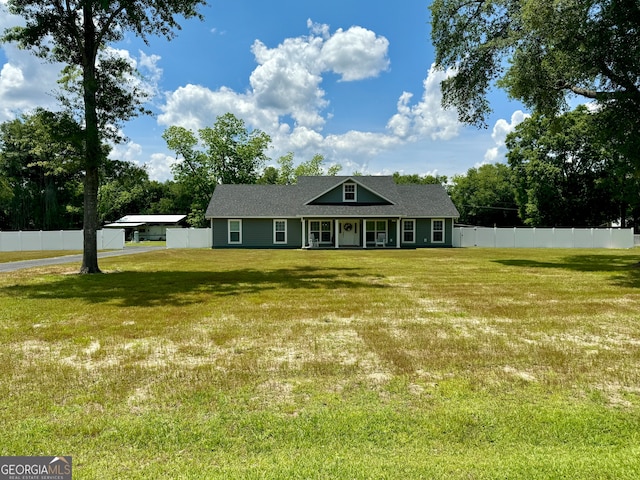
339,220,359,246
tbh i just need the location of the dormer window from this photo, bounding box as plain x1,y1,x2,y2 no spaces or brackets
343,183,357,202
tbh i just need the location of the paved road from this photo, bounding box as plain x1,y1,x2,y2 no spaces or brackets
0,246,164,273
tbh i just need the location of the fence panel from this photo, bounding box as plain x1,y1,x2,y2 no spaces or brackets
552,228,574,248
610,229,633,249
98,229,125,249
495,228,515,248
166,228,211,249
573,229,594,248
0,229,123,251
475,228,496,247
454,227,634,249
20,231,43,251
514,228,535,248
0,232,21,252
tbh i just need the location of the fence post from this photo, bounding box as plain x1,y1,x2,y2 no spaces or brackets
609,228,613,249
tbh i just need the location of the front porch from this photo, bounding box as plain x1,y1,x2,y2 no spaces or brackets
300,218,402,249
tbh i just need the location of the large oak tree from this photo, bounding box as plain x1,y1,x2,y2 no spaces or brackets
430,0,640,126
2,0,206,273
163,113,271,227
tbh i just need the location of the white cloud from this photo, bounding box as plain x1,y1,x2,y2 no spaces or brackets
483,110,530,163
250,37,327,128
0,4,63,121
319,25,390,81
159,83,280,133
386,65,461,141
156,21,465,179
146,152,175,181
160,20,390,133
0,48,63,122
109,140,143,164
109,140,175,182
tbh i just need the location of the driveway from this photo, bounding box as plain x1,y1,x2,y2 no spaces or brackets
0,246,165,273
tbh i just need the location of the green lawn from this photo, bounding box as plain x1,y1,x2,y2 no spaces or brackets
0,250,82,263
1,248,640,479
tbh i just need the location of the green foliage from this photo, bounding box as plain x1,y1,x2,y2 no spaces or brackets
293,153,342,178
506,106,623,227
259,152,342,184
449,164,521,226
392,172,448,185
164,113,271,226
97,161,151,224
0,109,85,230
430,0,640,125
199,113,271,185
1,0,206,273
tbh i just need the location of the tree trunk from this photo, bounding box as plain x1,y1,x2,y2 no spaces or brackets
80,2,101,274
80,166,100,273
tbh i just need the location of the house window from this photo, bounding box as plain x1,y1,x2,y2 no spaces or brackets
343,183,357,202
228,219,242,244
366,220,387,244
310,220,332,244
431,219,444,243
402,219,416,243
274,219,287,244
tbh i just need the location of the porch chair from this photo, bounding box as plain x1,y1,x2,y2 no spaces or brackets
309,234,319,248
375,232,386,248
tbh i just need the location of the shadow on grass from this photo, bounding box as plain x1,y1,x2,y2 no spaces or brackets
0,266,386,307
493,254,640,288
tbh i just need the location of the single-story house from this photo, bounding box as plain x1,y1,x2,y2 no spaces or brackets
205,176,459,248
104,214,187,241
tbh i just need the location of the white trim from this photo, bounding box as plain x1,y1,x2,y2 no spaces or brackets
273,219,287,244
308,219,333,245
228,219,242,244
343,182,357,202
303,177,397,205
365,219,388,246
431,219,445,243
402,219,416,244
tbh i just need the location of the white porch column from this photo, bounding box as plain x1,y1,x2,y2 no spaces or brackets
397,218,401,248
335,219,340,248
301,218,306,248
362,219,367,249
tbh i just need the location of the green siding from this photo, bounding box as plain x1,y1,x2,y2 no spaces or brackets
213,217,453,248
406,218,454,247
311,183,391,205
213,218,301,248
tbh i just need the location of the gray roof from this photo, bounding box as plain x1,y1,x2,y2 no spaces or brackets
205,176,459,218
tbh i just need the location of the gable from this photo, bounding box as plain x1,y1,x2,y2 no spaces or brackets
304,177,396,206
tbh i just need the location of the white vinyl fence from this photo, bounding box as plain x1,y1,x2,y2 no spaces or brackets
166,228,211,249
0,229,124,251
453,227,634,249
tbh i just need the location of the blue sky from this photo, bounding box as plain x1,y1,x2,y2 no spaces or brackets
0,0,528,182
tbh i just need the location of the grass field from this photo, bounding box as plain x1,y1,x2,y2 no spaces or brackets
0,250,82,263
1,248,639,478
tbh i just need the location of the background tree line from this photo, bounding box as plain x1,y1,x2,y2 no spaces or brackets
2,106,639,232
430,0,640,229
